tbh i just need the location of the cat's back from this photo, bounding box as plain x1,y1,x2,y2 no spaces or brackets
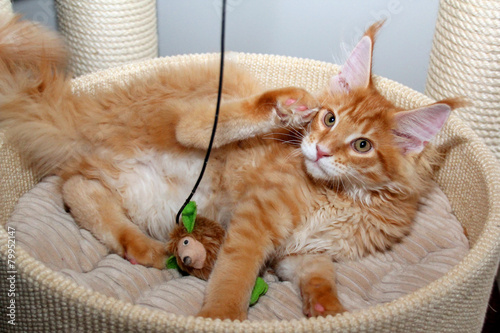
94,60,262,105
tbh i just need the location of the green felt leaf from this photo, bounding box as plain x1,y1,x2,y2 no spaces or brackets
181,201,197,233
166,255,180,270
250,277,268,306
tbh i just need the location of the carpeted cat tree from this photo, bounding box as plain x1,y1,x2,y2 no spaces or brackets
0,0,499,332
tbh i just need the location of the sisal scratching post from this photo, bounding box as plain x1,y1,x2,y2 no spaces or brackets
425,0,500,160
54,0,158,76
0,0,12,16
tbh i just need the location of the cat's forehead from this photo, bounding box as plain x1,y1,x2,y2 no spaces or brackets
320,89,397,126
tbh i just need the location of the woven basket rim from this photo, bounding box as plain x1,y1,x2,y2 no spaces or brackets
2,52,500,329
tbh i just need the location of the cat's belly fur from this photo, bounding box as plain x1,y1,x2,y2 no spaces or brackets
102,150,218,242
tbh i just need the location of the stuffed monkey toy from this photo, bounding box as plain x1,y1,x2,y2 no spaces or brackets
166,213,225,280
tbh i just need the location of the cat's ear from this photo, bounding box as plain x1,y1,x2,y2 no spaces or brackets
329,22,383,95
392,103,451,154
393,98,467,154
329,36,372,94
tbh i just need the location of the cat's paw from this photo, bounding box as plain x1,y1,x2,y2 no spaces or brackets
301,276,346,318
124,239,168,270
257,87,319,126
274,87,319,126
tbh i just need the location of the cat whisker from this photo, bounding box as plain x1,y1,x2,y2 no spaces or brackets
274,123,307,140
341,176,349,191
280,148,302,171
265,129,303,139
343,169,360,189
262,137,302,145
262,133,303,146
288,126,306,138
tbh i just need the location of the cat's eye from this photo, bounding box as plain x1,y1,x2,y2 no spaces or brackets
323,112,336,127
352,138,372,153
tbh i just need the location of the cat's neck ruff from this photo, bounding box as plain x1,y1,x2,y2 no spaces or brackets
324,178,408,207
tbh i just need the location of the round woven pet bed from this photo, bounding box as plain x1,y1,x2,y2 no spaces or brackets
1,51,499,332
1,0,500,332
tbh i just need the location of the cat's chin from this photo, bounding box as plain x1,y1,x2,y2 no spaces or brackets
304,159,334,182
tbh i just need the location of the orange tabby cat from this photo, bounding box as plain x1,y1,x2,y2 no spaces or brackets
0,16,462,320
197,23,463,320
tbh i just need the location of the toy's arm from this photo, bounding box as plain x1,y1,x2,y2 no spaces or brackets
175,87,319,150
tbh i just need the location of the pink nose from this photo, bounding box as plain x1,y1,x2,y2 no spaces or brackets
316,145,331,161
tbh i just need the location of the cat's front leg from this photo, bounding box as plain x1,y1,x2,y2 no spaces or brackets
197,224,272,320
175,87,319,149
197,200,292,320
274,254,345,317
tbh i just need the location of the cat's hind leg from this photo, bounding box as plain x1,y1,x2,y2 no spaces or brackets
62,175,167,269
274,254,345,317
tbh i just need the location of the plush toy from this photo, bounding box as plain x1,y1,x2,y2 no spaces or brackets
166,202,268,305
166,202,225,280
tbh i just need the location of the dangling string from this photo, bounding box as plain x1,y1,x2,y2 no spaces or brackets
175,0,227,224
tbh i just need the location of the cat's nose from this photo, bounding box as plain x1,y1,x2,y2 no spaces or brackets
316,145,331,161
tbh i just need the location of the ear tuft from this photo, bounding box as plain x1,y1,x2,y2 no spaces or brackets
392,103,452,154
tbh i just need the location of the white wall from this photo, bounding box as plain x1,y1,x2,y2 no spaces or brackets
11,0,440,93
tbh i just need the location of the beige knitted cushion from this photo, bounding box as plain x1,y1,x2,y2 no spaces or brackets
1,53,499,332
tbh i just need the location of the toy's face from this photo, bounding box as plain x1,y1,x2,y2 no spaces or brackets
177,236,207,269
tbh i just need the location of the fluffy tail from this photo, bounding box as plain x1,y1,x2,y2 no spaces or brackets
0,14,81,177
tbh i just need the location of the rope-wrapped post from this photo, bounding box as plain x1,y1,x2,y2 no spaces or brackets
55,0,158,76
0,0,12,16
425,0,500,159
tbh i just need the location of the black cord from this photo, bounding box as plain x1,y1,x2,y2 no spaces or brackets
175,0,227,224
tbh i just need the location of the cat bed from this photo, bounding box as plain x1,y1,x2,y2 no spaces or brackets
5,176,469,320
1,53,500,332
